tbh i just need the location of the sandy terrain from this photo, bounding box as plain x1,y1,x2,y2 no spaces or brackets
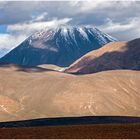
0,64,140,122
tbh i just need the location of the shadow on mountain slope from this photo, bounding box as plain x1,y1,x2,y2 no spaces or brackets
0,63,57,73
64,38,140,74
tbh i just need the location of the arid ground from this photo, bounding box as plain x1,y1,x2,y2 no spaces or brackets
0,64,140,122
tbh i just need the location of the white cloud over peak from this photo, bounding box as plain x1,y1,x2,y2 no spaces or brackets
0,17,72,50
7,18,72,35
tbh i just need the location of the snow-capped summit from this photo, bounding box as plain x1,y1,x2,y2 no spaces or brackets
0,25,117,67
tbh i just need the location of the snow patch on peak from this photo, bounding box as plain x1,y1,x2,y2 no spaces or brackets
62,28,68,34
78,27,89,41
60,27,69,40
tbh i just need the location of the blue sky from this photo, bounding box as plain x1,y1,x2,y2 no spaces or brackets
0,25,7,33
0,1,140,50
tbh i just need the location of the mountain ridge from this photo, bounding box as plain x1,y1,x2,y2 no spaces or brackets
64,38,140,74
0,26,116,67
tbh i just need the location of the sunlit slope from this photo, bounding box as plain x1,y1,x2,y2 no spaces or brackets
0,65,140,122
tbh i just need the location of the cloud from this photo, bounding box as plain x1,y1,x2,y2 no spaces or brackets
0,1,140,26
0,33,26,49
98,17,140,41
0,1,48,25
0,18,72,50
71,1,113,12
0,1,73,25
1,1,139,25
7,18,72,35
31,12,48,22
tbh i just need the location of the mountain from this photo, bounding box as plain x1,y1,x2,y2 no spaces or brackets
0,26,116,67
64,38,140,74
0,64,140,122
0,48,9,58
